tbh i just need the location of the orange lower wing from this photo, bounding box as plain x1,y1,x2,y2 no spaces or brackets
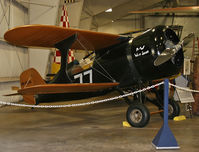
17,83,119,95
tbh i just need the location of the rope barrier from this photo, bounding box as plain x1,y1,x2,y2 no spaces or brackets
0,81,198,109
169,83,199,93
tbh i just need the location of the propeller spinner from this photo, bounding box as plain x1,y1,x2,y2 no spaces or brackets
154,33,194,66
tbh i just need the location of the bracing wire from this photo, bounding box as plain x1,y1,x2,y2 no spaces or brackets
76,38,115,82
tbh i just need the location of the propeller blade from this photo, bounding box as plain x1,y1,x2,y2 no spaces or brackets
182,33,194,47
154,48,176,66
154,33,194,66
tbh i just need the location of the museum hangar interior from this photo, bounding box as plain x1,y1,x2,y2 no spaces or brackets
0,0,199,151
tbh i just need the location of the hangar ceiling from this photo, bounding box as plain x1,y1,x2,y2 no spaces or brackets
14,0,199,31
81,0,161,29
80,0,199,30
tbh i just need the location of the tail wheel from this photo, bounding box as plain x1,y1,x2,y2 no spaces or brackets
126,103,150,128
160,99,180,119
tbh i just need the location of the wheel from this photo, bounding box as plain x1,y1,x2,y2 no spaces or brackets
160,99,180,119
126,103,150,128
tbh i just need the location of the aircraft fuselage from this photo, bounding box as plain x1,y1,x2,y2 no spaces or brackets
37,25,184,103
72,25,183,87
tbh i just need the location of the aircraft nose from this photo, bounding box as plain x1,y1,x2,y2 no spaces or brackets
154,28,184,66
170,33,194,67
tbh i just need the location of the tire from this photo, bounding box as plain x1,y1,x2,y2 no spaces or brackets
160,99,180,119
126,103,150,128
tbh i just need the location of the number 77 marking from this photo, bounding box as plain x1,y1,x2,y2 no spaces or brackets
74,69,93,83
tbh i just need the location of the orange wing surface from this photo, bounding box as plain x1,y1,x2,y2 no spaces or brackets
130,6,199,14
17,83,119,95
4,24,124,50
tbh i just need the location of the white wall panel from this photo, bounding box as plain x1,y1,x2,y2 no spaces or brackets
67,0,84,28
0,40,28,77
29,0,58,25
12,3,28,26
0,0,29,79
0,0,10,38
0,1,28,38
29,0,60,77
29,49,51,77
0,1,29,103
0,40,28,103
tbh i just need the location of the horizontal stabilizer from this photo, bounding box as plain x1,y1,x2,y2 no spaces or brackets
4,93,21,96
17,83,119,95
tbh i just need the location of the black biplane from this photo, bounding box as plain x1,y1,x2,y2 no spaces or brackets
4,24,193,127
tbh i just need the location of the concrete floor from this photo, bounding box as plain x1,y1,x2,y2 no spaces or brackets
0,93,199,152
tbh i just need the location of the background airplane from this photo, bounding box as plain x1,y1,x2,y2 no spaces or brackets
4,24,193,127
130,6,199,14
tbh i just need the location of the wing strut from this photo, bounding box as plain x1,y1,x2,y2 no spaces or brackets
50,34,77,84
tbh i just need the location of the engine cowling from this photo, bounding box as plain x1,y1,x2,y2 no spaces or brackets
131,25,184,81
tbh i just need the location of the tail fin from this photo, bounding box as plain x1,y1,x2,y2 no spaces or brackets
20,68,46,104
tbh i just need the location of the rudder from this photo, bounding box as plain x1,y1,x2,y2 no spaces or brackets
20,68,46,104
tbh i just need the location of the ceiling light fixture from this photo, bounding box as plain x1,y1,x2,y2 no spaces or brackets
105,8,112,12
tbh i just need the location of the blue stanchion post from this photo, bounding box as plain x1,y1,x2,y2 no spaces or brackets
152,79,179,149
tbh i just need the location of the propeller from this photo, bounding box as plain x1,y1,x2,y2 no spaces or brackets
154,33,194,66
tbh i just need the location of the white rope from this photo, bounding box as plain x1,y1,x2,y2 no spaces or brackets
169,83,199,93
1,81,199,109
0,82,164,108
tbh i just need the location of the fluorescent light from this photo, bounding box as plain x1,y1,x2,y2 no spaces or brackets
105,8,112,12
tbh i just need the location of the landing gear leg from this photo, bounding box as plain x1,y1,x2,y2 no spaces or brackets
149,85,180,119
116,88,133,105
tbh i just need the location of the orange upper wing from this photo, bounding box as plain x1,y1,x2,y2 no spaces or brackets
17,83,119,95
130,6,199,14
4,24,126,50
